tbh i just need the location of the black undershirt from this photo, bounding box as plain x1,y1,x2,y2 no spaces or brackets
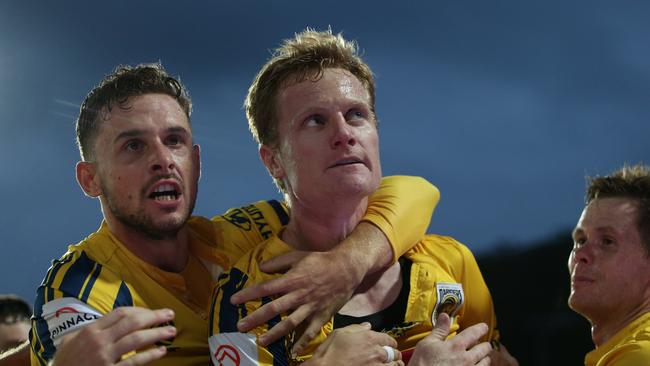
333,257,412,332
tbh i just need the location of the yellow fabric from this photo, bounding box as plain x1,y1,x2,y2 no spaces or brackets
585,312,650,366
30,175,434,366
30,200,285,366
363,176,440,263
210,234,498,365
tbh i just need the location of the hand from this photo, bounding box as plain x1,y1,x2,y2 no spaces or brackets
231,222,392,351
489,343,519,366
409,313,492,366
50,307,176,366
230,249,362,351
304,323,403,366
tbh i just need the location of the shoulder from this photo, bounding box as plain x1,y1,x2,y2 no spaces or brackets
34,228,134,315
226,235,292,284
592,314,650,366
210,200,289,237
407,235,474,262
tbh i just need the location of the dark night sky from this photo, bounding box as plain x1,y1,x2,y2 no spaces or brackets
1,0,648,302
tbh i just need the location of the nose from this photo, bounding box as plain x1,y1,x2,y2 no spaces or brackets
570,242,593,267
330,113,356,149
149,141,175,173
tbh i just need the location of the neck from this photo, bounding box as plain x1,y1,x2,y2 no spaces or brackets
282,196,369,251
104,218,190,273
590,305,650,346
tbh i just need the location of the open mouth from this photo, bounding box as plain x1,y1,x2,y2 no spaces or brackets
148,183,181,201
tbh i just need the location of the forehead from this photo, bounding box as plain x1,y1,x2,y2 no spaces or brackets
576,197,640,233
276,68,370,116
97,93,190,138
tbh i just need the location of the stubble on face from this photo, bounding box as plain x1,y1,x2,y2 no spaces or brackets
100,172,197,240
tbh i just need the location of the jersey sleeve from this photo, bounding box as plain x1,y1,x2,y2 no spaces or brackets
454,243,500,343
30,250,133,366
209,265,290,366
363,176,440,263
210,200,289,265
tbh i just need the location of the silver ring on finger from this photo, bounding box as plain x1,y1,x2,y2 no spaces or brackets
382,345,396,363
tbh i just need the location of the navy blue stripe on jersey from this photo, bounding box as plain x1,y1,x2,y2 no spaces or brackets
59,252,98,299
267,200,289,226
262,296,289,366
29,327,47,366
112,282,134,308
42,253,74,302
32,286,56,362
218,268,249,332
80,262,102,303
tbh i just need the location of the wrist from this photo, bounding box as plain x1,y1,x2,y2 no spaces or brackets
330,244,367,288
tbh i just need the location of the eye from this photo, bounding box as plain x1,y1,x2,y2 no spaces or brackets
125,139,143,152
572,234,586,248
346,108,366,121
304,115,325,127
166,134,184,146
602,236,615,246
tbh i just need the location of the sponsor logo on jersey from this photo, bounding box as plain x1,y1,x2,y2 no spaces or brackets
224,205,273,239
209,333,258,366
432,282,464,326
42,298,102,345
215,344,241,366
224,209,252,231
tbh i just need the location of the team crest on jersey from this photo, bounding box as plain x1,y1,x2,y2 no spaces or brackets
42,298,102,345
209,333,259,366
432,282,464,326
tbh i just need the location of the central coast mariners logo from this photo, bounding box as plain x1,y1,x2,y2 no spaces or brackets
432,283,464,326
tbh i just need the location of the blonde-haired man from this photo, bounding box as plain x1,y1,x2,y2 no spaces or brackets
211,29,517,366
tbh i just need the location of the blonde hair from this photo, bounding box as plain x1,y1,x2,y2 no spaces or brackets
245,28,375,148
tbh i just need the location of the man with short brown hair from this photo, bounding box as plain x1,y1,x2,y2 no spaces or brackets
569,163,650,365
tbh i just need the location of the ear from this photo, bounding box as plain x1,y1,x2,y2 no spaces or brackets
259,144,285,179
192,144,201,181
76,161,102,197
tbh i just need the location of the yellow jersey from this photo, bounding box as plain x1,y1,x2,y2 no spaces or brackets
209,233,499,365
31,175,439,366
585,312,650,366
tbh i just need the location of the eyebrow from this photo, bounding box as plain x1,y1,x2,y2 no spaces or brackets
572,226,621,239
113,126,190,144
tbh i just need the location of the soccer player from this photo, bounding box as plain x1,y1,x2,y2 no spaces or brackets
210,29,517,366
27,64,438,366
568,163,650,365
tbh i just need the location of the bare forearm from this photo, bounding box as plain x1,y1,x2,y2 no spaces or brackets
334,221,393,278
